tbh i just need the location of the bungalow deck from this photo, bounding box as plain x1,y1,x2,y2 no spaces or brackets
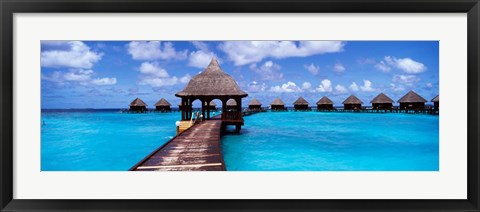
130,119,225,171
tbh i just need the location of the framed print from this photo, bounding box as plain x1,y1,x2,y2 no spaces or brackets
1,0,479,211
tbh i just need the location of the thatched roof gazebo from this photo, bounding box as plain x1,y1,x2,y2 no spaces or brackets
431,95,439,111
248,98,262,110
175,58,248,133
343,95,363,110
129,98,147,112
397,90,427,110
155,98,171,112
293,97,310,111
270,98,286,111
370,93,394,110
316,96,334,110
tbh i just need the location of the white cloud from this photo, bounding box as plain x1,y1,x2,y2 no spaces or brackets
136,62,190,87
248,81,266,93
334,84,348,93
392,74,421,84
384,56,426,73
139,62,169,78
374,61,391,72
390,83,406,91
360,80,375,92
127,41,187,61
188,41,219,68
315,79,333,92
349,82,359,91
220,41,345,66
304,63,320,75
426,82,433,88
41,41,103,69
302,82,312,90
91,77,117,85
270,81,302,93
334,63,346,73
180,74,192,84
42,69,116,86
250,61,283,81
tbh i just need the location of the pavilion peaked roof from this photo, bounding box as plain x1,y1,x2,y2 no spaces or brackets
370,93,394,104
293,97,309,105
271,98,285,106
175,58,248,97
431,95,439,102
316,96,334,105
129,98,147,107
397,91,427,103
342,95,363,104
155,98,171,106
248,98,262,106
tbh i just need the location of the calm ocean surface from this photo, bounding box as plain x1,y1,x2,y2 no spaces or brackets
41,110,439,171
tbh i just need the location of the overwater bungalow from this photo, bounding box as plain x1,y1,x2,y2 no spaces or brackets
370,93,394,110
175,58,248,133
293,97,310,111
226,99,237,110
248,98,262,111
316,96,334,110
154,98,171,112
129,98,148,112
432,95,439,111
270,98,286,111
343,95,363,110
205,100,217,111
398,90,427,110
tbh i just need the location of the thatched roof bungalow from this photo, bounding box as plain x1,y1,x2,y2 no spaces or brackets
226,99,237,110
432,95,439,110
270,98,286,111
293,97,310,111
316,96,334,110
154,98,171,112
370,93,394,110
205,100,217,111
343,95,363,110
248,98,262,110
398,91,427,110
175,58,247,133
129,98,147,112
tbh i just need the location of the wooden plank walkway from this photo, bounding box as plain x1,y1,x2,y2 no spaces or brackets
130,120,225,171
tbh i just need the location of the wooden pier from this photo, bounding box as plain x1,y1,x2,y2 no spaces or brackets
130,119,225,171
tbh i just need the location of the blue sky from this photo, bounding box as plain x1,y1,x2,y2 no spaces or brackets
41,41,439,109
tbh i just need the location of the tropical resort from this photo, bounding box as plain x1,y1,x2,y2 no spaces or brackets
41,58,439,172
121,59,440,171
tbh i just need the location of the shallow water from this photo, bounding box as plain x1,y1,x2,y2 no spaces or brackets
222,111,439,171
42,110,439,171
41,110,179,171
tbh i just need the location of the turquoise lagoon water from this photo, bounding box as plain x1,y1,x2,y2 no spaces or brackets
41,110,179,171
222,111,439,171
41,110,439,171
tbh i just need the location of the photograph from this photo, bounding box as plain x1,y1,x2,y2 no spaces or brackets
40,40,439,171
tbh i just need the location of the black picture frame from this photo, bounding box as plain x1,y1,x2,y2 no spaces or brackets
1,0,479,211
